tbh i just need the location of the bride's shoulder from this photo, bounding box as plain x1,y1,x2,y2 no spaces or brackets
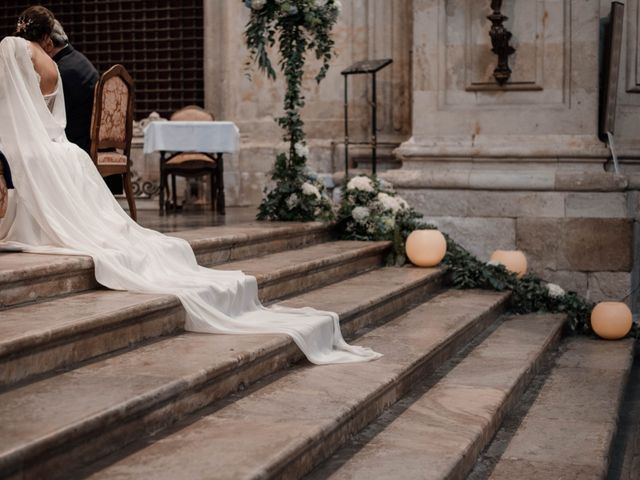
0,36,29,53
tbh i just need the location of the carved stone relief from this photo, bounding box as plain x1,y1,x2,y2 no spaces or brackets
440,0,569,107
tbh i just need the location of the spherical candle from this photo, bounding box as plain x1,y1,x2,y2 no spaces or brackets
406,230,447,267
490,250,528,278
591,302,633,340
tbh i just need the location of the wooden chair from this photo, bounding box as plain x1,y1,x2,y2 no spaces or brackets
89,64,137,221
160,105,225,214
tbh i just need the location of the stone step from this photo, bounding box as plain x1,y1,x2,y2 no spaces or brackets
219,241,390,303
0,222,334,309
487,337,634,479
172,222,333,267
82,290,510,480
307,314,565,480
0,267,447,478
0,242,397,388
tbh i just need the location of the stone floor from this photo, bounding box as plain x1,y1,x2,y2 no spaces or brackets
133,205,258,233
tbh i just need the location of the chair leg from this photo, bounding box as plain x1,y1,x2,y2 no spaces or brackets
216,154,225,215
171,174,177,210
214,171,218,212
123,172,137,222
159,171,166,215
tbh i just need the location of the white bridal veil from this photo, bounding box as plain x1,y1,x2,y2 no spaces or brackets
0,36,381,365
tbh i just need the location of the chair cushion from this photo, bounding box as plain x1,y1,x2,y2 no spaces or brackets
97,152,128,166
166,153,216,165
98,76,129,144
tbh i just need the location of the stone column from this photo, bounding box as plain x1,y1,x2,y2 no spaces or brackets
388,0,640,311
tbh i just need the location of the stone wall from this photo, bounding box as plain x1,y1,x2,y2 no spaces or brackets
202,0,413,206
388,170,639,309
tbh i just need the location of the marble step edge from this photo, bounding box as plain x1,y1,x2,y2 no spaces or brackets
249,242,391,293
0,223,331,286
265,297,513,480
488,337,635,479
83,291,511,480
0,243,400,388
176,222,335,266
0,294,185,389
0,240,391,310
0,269,447,477
0,222,333,308
310,314,566,480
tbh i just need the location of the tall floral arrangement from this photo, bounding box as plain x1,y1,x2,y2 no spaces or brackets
243,0,341,221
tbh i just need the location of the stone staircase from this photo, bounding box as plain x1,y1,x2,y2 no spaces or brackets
0,222,634,479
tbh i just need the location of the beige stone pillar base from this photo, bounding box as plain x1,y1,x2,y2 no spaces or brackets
383,161,640,314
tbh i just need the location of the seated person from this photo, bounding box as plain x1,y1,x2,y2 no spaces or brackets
0,151,13,189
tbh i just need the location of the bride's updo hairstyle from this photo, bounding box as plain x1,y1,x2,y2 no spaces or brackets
14,6,55,42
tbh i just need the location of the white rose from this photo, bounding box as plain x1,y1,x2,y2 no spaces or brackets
377,192,401,213
352,206,370,224
546,283,566,298
294,142,309,158
346,175,374,193
251,0,267,10
286,193,299,210
333,0,342,13
301,182,321,199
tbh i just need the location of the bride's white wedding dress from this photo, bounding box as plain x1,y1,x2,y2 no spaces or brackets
0,36,381,365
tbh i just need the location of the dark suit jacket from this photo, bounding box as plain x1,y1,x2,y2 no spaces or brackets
53,45,98,154
54,45,122,194
0,152,13,189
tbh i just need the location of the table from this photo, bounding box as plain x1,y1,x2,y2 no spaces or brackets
143,121,240,214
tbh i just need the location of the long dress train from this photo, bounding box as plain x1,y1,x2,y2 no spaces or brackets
0,36,381,365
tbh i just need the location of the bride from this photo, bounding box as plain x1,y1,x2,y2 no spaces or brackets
0,7,381,365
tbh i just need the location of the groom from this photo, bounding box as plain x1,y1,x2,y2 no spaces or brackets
45,20,122,194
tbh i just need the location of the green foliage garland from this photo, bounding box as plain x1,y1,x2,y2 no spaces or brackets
242,0,340,221
338,175,597,335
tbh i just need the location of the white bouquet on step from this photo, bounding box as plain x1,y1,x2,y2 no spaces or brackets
337,175,426,265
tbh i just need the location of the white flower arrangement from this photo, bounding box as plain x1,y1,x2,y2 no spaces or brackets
546,283,566,298
347,175,375,193
294,142,309,159
301,182,321,199
339,174,419,247
352,206,370,224
377,192,402,213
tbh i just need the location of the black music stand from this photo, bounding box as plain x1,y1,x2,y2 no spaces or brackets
341,58,392,178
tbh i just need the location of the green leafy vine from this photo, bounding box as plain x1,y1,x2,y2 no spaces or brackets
242,0,340,221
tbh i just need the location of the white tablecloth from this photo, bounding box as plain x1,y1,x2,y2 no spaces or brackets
143,121,240,154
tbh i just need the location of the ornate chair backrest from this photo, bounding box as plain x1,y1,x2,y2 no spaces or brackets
90,65,135,163
170,105,214,122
